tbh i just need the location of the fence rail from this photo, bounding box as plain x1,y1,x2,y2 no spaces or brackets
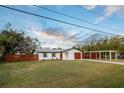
3,54,39,62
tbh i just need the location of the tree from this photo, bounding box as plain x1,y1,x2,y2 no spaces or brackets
78,35,124,55
0,23,40,55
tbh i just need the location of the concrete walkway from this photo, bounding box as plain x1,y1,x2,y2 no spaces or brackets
82,59,124,65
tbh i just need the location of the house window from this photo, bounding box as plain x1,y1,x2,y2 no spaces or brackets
43,53,47,57
52,53,56,57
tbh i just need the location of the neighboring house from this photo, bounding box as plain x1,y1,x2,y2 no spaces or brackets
37,47,82,60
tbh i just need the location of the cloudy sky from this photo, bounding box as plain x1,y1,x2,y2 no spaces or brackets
0,5,124,48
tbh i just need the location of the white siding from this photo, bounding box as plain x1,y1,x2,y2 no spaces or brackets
56,53,61,59
44,53,52,60
38,53,61,60
62,49,82,60
38,53,52,60
63,52,68,60
38,53,43,60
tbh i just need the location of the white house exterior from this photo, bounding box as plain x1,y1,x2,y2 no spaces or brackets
37,48,82,60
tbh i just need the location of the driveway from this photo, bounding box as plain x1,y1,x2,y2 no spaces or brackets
82,59,124,65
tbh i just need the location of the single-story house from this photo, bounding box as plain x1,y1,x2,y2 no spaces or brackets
37,47,82,60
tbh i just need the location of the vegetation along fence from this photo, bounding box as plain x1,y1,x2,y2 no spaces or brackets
3,54,39,62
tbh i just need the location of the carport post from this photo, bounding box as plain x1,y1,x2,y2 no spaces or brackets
90,51,91,60
105,52,107,60
96,52,97,59
81,52,83,60
110,51,112,61
115,51,117,61
99,51,101,60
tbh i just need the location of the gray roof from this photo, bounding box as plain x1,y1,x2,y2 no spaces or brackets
37,47,82,53
37,49,65,53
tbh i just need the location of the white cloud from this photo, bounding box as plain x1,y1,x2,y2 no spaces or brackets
27,26,83,42
117,8,124,18
83,5,96,10
25,26,81,48
95,6,124,23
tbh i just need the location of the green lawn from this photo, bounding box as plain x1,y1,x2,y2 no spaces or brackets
112,59,124,62
0,60,124,88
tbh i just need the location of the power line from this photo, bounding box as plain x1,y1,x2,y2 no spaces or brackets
77,5,123,26
34,5,119,32
0,5,117,36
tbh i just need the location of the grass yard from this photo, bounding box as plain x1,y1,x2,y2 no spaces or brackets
0,60,124,88
113,59,124,62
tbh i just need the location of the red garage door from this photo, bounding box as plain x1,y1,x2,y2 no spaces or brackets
74,52,81,59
